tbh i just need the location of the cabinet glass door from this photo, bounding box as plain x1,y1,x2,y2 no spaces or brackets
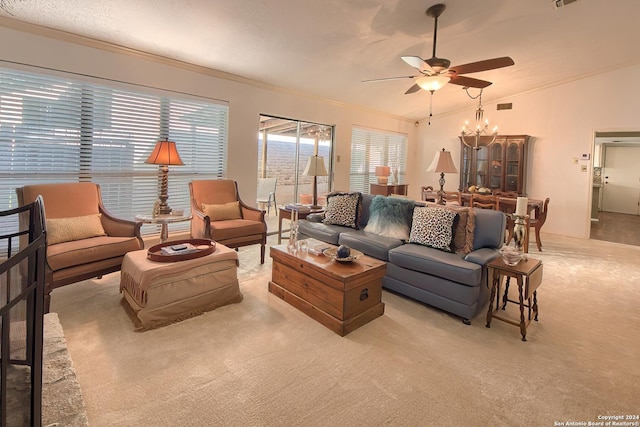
505,142,521,192
488,142,503,191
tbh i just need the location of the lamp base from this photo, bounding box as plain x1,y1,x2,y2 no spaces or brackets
377,176,389,185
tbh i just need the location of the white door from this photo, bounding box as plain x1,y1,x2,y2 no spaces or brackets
602,146,640,215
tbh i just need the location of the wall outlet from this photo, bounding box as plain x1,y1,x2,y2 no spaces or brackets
581,165,588,172
572,157,579,164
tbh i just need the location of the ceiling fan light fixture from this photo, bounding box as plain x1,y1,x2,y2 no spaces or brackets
416,75,450,92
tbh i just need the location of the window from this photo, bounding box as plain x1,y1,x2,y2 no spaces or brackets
349,126,407,193
0,67,228,251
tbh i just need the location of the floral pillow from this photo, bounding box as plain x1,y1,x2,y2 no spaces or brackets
323,192,362,229
409,206,458,253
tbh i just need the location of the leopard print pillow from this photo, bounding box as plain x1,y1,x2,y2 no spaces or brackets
409,206,458,252
323,192,362,229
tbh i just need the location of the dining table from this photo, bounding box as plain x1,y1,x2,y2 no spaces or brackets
421,190,543,219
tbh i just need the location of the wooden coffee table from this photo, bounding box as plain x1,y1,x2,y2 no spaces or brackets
269,244,386,336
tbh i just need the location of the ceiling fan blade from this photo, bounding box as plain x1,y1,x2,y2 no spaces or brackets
404,84,422,94
449,75,493,89
362,75,417,83
448,57,515,75
401,56,434,73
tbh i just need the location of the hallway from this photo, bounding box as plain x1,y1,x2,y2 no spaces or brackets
590,211,640,247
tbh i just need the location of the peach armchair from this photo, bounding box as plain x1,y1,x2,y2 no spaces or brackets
17,182,144,312
189,179,267,263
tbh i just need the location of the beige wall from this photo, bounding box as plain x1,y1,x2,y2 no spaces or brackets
0,21,417,205
3,20,640,239
415,64,640,239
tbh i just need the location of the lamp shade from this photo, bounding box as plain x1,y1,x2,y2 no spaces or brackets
375,166,391,177
145,139,184,166
426,148,458,174
416,75,451,92
303,155,328,177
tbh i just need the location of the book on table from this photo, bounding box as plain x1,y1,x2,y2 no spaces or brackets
284,203,312,213
160,243,199,256
302,238,333,256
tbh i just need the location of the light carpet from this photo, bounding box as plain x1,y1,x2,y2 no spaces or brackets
51,234,640,426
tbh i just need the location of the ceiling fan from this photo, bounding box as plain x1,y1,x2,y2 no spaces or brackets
363,3,515,95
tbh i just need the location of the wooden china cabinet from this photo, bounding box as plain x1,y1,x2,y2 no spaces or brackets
459,135,530,195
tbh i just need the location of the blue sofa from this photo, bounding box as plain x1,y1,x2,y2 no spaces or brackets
298,194,506,324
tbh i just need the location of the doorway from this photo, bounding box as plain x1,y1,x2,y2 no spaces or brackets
590,131,640,246
257,115,334,232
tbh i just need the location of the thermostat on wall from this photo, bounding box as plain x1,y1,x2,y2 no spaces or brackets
581,153,590,160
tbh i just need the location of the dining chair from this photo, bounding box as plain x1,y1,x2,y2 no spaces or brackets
529,197,550,251
443,191,462,205
470,193,498,210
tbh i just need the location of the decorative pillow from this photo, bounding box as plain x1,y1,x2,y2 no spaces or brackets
409,206,458,253
323,192,362,229
202,201,242,221
46,214,106,245
364,196,415,240
437,204,476,254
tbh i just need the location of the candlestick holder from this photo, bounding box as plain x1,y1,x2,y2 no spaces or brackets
511,214,529,253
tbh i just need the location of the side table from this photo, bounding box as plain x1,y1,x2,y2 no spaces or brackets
277,207,324,244
135,213,192,242
486,256,543,341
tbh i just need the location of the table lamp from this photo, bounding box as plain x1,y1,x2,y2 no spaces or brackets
375,166,391,184
146,139,184,214
303,155,328,208
427,148,458,205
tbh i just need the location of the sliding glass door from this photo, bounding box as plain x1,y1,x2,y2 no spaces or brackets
257,115,333,207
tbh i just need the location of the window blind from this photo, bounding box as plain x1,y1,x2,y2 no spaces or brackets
349,126,408,193
0,67,228,252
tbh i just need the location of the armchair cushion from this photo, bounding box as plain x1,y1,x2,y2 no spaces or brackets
46,213,106,245
202,201,242,221
47,235,143,272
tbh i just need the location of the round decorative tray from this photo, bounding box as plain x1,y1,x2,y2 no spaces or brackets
147,239,216,262
323,247,364,262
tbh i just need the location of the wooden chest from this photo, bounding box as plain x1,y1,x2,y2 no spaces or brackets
269,245,386,336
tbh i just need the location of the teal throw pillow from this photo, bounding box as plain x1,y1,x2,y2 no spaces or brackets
364,196,416,240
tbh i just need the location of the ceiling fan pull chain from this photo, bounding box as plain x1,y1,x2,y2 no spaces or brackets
428,91,434,125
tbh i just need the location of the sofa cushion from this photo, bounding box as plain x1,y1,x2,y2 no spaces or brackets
472,209,506,250
363,196,415,240
338,230,404,262
323,192,362,229
436,204,476,254
47,235,142,272
387,243,482,287
298,220,345,245
409,206,458,253
46,214,106,245
202,201,242,221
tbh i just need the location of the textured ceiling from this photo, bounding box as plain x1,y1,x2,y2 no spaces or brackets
2,0,640,121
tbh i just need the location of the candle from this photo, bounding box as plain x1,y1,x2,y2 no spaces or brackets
515,197,528,217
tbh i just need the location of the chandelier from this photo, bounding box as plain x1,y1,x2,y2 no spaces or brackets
460,88,498,150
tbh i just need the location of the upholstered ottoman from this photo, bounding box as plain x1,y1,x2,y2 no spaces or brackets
119,244,243,329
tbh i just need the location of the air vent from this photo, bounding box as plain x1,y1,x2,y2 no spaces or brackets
497,103,512,110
